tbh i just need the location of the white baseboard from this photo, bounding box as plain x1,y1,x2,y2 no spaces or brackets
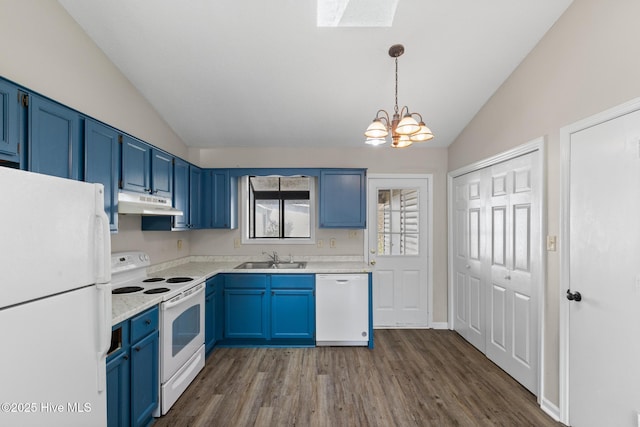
373,323,448,330
540,397,561,422
430,322,449,330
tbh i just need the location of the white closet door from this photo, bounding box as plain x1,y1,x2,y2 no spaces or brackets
452,170,485,352
452,151,540,395
485,153,539,395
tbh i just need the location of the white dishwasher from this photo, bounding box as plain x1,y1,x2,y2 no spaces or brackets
315,274,369,346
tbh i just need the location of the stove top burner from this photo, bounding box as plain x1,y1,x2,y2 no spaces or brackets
143,277,165,283
112,286,144,294
166,277,193,284
143,287,171,294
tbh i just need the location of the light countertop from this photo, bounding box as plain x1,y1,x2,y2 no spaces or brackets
112,257,371,325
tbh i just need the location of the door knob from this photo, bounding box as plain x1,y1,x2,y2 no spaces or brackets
370,260,376,265
566,289,582,302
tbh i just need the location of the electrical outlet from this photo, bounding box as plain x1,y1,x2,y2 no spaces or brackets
317,239,323,248
234,238,241,248
330,238,336,248
177,239,183,250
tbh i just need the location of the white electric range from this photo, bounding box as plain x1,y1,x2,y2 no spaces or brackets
111,251,206,418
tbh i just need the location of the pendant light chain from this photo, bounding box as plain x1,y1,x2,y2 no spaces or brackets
394,56,399,115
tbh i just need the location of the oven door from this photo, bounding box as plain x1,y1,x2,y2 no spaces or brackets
160,282,205,383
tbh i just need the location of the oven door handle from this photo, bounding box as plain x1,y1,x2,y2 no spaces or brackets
163,283,205,310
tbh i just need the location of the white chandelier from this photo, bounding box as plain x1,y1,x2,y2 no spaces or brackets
364,44,434,148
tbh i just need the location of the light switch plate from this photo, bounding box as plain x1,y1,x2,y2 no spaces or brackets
546,235,557,251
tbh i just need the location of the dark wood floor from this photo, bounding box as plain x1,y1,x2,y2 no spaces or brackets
155,329,562,426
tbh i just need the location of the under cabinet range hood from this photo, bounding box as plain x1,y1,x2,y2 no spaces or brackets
117,191,183,216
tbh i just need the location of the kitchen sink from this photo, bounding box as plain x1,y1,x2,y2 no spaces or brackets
234,261,307,270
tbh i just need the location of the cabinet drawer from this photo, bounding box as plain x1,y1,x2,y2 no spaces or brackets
270,274,315,289
224,274,267,288
130,306,159,343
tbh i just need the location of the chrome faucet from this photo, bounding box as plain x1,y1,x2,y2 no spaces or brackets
262,251,279,264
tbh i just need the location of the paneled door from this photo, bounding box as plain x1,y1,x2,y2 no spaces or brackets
564,106,640,426
452,150,541,395
485,153,539,395
452,169,485,351
368,176,431,327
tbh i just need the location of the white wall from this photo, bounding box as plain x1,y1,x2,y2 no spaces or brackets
447,0,640,408
0,0,188,264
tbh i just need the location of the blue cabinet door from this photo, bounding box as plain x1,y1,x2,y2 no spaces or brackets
29,94,82,180
271,274,315,340
121,136,151,194
130,331,159,427
106,350,130,427
204,275,224,353
85,119,120,232
203,169,237,229
319,169,366,228
224,289,268,339
172,158,190,230
151,149,173,198
271,289,315,339
189,165,202,229
0,79,19,163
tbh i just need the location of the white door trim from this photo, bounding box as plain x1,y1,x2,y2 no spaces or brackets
366,173,434,327
559,96,640,425
447,137,546,401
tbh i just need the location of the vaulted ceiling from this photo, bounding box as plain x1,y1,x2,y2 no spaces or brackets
57,0,573,149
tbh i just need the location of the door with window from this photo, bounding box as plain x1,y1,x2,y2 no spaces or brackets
368,176,431,327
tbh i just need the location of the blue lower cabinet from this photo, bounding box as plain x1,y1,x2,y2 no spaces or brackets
224,289,268,339
107,306,159,427
219,273,315,346
130,331,159,427
270,274,315,342
205,275,224,354
106,350,129,427
271,289,315,339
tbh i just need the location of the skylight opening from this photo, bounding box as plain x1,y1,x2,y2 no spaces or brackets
317,0,399,27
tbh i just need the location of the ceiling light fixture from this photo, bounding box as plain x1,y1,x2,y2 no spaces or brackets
364,44,434,148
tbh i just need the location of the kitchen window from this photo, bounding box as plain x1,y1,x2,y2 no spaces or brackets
242,176,315,243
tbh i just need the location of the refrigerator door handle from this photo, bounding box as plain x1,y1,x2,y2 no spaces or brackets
96,283,112,392
94,185,112,284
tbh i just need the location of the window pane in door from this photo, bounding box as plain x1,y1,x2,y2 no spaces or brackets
377,188,419,255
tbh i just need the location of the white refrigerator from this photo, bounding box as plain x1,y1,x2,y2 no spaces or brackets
0,167,112,427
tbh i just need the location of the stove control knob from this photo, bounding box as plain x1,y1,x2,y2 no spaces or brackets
139,254,145,261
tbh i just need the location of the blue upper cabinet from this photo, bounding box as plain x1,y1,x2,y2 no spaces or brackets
172,157,190,230
28,93,82,180
121,135,151,194
142,159,202,231
0,80,19,164
203,169,237,229
122,139,173,198
85,119,121,232
151,149,173,198
189,165,202,229
319,168,366,228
